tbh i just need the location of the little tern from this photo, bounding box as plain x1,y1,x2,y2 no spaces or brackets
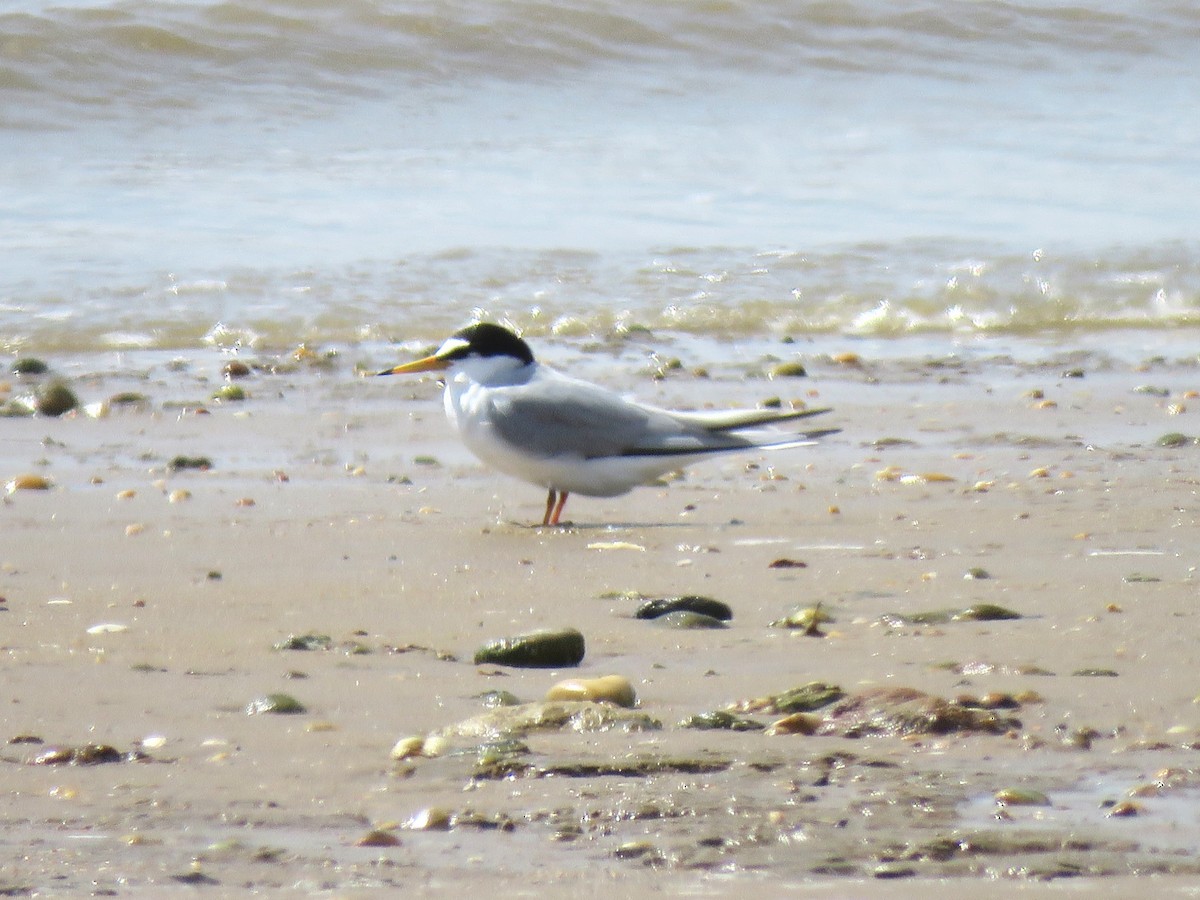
379,323,837,526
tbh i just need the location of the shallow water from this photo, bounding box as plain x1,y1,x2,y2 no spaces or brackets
2,1,1197,353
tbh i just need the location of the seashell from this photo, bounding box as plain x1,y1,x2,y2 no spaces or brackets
86,623,128,635
772,605,834,631
586,541,645,552
422,735,449,757
168,489,192,503
1107,800,1142,818
406,807,453,831
765,712,821,735
390,736,427,760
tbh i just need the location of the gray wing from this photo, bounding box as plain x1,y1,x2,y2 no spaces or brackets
487,377,737,460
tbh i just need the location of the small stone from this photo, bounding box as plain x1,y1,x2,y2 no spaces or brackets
545,675,636,708
678,710,764,731
769,362,807,378
169,456,212,471
12,357,49,376
473,628,586,668
994,787,1050,806
34,380,78,417
1157,432,1192,448
356,829,401,847
768,558,807,569
654,610,727,630
634,596,732,621
246,693,306,715
769,682,845,713
613,840,657,860
273,633,333,652
6,474,52,493
211,384,246,402
952,604,1022,621
477,690,522,708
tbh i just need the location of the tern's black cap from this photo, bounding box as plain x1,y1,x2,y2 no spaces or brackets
448,323,535,365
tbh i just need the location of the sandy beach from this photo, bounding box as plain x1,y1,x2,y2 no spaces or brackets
4,334,1200,895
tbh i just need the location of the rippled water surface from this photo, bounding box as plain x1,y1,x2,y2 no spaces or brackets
2,0,1198,351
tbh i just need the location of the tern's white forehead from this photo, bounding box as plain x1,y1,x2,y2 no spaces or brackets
437,336,472,357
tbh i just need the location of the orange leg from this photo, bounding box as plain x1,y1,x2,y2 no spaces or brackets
549,490,570,526
542,490,557,526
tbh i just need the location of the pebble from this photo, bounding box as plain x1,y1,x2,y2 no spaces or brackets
634,596,732,621
545,675,637,708
994,787,1050,807
355,829,401,847
474,627,586,668
34,381,78,417
6,474,51,493
245,693,306,715
654,610,727,629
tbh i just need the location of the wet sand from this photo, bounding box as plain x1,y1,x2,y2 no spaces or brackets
3,336,1200,895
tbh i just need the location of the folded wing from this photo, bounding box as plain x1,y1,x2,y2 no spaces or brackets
487,376,835,461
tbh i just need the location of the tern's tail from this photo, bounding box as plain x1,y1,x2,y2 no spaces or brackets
670,405,832,433
752,427,841,452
